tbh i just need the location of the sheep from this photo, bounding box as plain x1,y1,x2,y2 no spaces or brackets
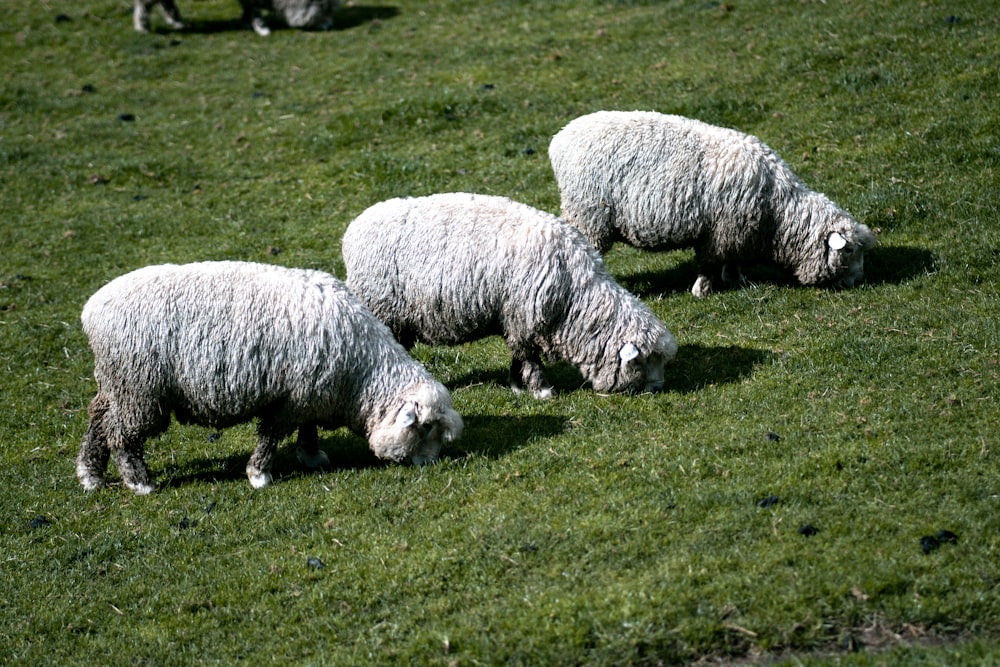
548,111,877,297
77,261,462,495
132,0,338,35
341,193,677,399
239,0,339,36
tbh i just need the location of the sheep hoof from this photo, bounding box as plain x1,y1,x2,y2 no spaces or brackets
77,472,106,492
252,17,271,36
296,447,330,469
125,481,155,495
531,387,554,399
248,472,273,489
691,276,713,298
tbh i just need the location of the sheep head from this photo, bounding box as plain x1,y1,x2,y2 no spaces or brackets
367,382,463,465
589,330,677,394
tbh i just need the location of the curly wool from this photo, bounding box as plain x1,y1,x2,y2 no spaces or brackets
342,193,677,397
549,111,877,297
78,261,460,494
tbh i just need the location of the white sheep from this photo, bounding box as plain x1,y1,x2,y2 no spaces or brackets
549,111,877,297
342,193,677,398
77,261,462,495
132,0,338,35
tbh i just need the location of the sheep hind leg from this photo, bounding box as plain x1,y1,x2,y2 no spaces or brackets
509,355,554,399
157,0,185,29
295,422,330,469
112,438,155,496
720,263,746,290
77,393,113,491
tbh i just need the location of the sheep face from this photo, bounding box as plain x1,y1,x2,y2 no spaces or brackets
590,332,677,394
368,383,463,464
805,217,877,288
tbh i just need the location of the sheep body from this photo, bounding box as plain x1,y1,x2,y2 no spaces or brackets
342,193,677,398
549,111,877,297
77,261,462,494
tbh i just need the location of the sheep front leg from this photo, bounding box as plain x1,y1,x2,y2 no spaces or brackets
295,422,330,469
247,422,288,488
509,354,554,399
76,393,112,491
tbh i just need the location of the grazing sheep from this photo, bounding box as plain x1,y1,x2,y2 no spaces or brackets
342,193,677,398
77,261,462,495
133,0,184,32
239,0,339,36
549,111,877,297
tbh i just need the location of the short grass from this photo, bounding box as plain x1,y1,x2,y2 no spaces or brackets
2,0,998,664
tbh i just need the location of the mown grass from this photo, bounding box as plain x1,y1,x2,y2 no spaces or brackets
2,0,998,664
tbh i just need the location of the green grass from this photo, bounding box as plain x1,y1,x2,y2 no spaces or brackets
2,0,999,664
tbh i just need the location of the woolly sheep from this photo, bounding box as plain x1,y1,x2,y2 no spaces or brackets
342,193,677,398
549,111,877,297
77,261,462,495
132,0,338,35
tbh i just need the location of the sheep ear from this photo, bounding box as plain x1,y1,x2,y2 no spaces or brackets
619,343,640,364
395,404,417,429
828,231,848,250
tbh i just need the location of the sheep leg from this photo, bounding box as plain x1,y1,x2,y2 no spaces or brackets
133,0,152,32
157,0,185,29
76,393,113,491
509,354,554,399
112,437,155,496
241,6,271,36
247,421,288,488
720,263,745,290
295,422,330,469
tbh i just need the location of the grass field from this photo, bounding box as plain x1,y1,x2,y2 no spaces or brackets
2,0,998,664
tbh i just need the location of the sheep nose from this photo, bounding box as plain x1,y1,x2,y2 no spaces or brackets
645,380,664,392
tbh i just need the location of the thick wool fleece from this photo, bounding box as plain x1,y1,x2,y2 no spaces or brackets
77,261,461,494
549,111,876,296
342,193,676,397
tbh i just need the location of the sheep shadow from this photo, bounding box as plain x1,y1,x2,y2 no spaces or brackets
445,414,568,460
161,430,399,489
617,244,935,297
665,343,770,393
446,344,765,397
177,5,399,34
618,258,802,298
861,245,937,286
162,413,562,488
616,258,702,298
448,362,588,397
